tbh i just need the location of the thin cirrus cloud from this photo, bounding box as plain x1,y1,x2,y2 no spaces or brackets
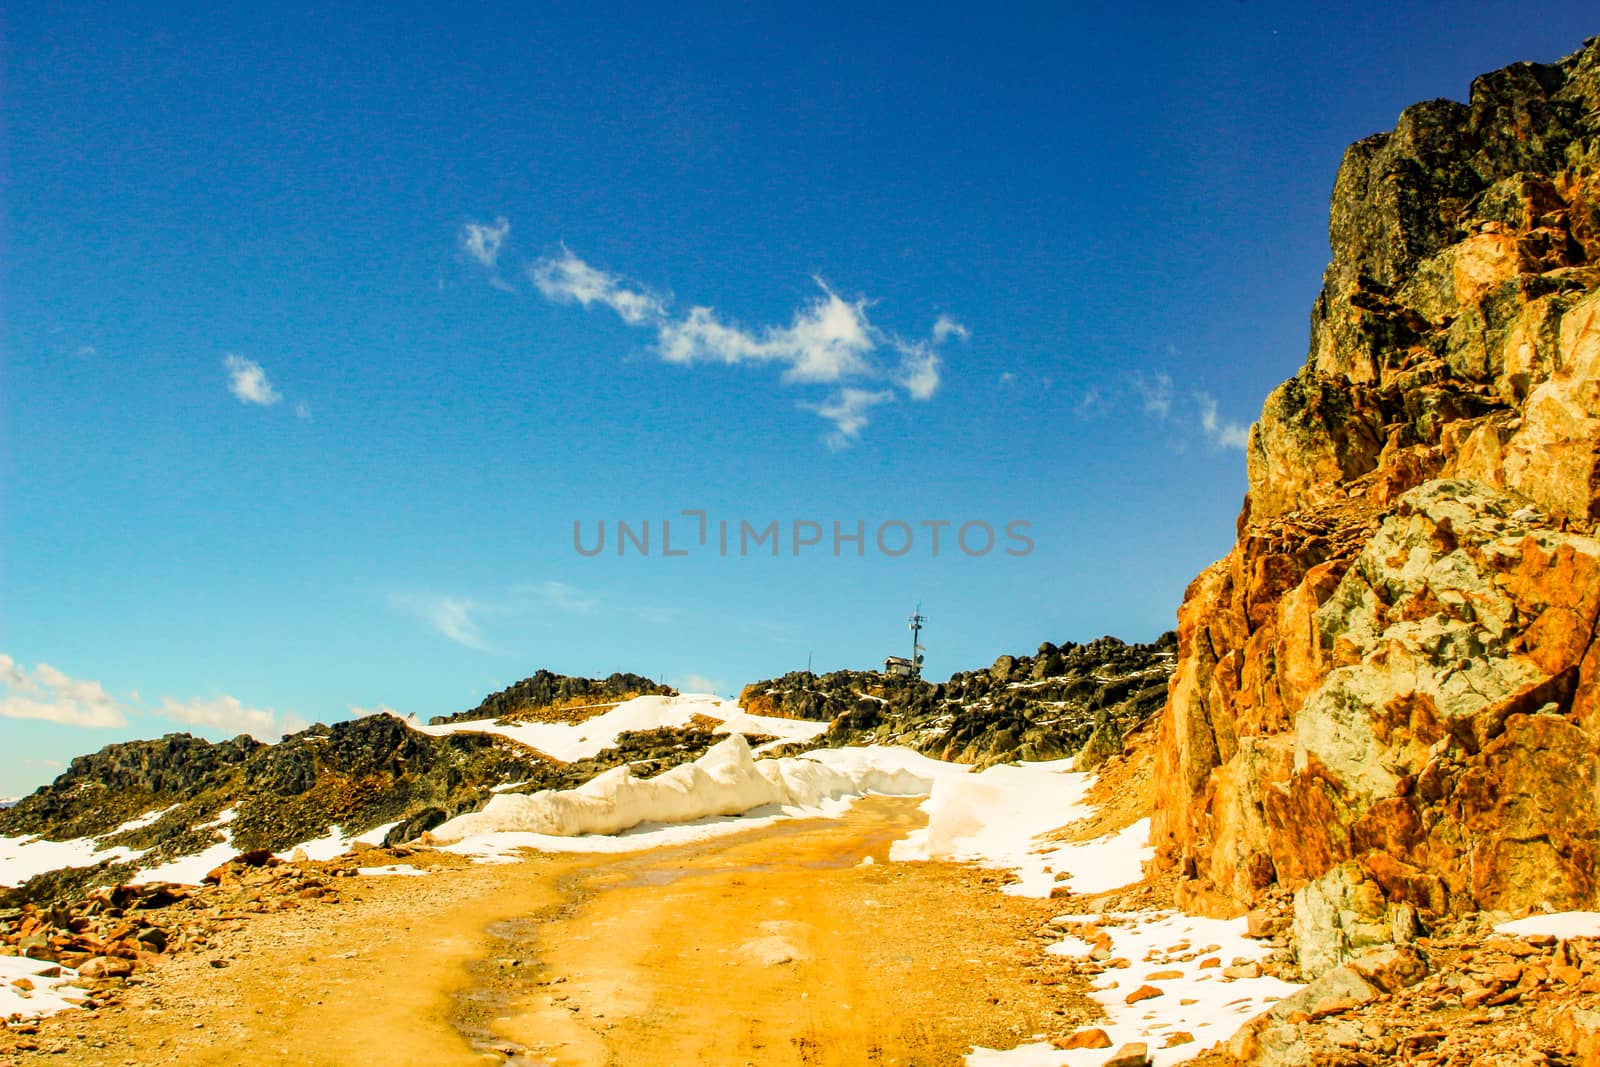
458,223,968,447
1123,370,1251,451
389,581,616,652
1197,392,1252,450
1,654,300,739
389,593,496,652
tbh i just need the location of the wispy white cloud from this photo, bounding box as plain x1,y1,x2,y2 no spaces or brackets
635,606,676,625
157,695,302,741
495,241,967,447
532,581,600,616
389,593,495,651
529,248,666,326
674,673,726,696
1133,371,1173,419
932,314,970,344
1197,392,1251,450
890,339,941,401
224,354,282,406
294,402,313,421
0,655,127,728
459,217,510,270
658,284,875,385
807,388,895,451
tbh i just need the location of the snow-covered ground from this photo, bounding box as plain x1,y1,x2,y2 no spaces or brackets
970,910,1300,1066
0,834,146,888
131,808,239,885
889,759,1152,895
414,692,829,762
0,956,87,1021
881,756,1299,1065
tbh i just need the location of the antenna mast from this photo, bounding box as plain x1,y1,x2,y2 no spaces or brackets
908,604,926,676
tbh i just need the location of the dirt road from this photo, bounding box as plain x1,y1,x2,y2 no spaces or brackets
5,797,1094,1066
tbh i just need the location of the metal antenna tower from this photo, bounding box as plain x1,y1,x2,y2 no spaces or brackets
908,604,926,676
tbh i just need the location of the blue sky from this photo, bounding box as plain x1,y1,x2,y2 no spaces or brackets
2,2,1596,795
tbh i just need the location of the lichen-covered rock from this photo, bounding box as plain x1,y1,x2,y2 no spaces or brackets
1152,35,1600,969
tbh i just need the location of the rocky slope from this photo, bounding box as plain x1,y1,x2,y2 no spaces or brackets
741,634,1176,767
0,706,722,906
428,670,673,726
1151,34,1600,989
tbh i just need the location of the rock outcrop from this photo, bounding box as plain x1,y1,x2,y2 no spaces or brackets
1152,36,1600,976
428,669,675,726
742,634,1176,767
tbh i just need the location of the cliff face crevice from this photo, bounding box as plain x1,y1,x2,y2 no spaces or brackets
1153,37,1600,970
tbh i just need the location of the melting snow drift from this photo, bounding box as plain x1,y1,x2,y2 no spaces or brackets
430,734,938,843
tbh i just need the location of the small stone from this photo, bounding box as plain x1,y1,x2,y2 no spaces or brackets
1145,969,1184,981
1247,910,1288,939
1223,962,1262,979
1101,1042,1151,1067
10,978,34,991
77,958,133,980
1124,984,1163,1004
1053,1028,1112,1050
1198,956,1221,969
1161,1031,1194,1047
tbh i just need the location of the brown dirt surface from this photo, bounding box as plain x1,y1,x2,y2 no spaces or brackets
0,796,1099,1066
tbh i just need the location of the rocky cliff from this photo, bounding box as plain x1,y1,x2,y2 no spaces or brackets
1152,36,1600,976
741,634,1176,767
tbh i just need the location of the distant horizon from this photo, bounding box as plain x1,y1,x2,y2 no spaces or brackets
5,3,1599,794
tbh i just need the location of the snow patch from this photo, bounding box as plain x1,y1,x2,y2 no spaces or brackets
971,911,1301,1066
1497,911,1600,939
283,821,400,863
0,835,146,889
108,805,179,836
356,864,429,877
889,759,1151,898
132,808,239,885
0,956,88,1021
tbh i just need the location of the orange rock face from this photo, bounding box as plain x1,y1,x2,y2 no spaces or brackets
1152,37,1600,959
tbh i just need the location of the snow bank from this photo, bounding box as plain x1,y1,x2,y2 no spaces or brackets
1497,911,1600,939
0,956,88,1021
430,735,935,844
414,693,828,763
889,759,1152,898
970,910,1301,1067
